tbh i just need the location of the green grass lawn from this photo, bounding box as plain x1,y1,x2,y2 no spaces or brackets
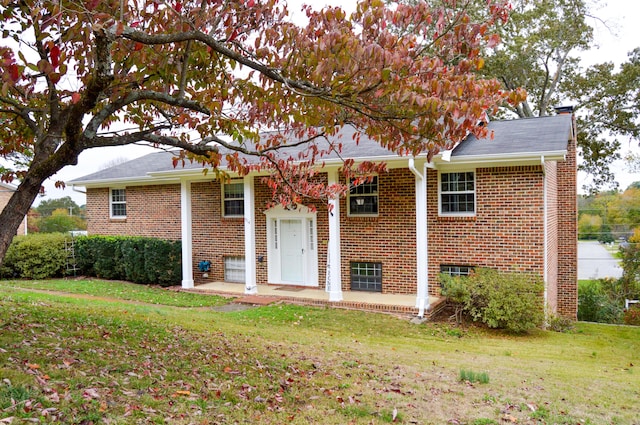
1,279,639,424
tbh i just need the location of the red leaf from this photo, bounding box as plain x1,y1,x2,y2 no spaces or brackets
8,64,19,82
247,0,255,7
49,45,60,68
175,1,182,13
87,0,100,11
134,42,143,51
71,92,81,104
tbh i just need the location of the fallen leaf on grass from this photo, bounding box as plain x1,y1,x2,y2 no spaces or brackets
83,388,100,400
503,413,518,423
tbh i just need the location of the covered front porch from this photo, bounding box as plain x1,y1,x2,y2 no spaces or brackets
185,281,446,318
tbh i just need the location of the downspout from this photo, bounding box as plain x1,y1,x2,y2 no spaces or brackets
408,158,429,317
542,156,548,315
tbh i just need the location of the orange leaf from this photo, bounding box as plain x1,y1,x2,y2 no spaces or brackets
28,363,40,370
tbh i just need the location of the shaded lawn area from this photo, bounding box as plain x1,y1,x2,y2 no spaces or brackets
0,279,639,424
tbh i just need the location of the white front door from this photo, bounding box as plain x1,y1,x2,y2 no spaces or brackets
280,219,304,283
265,207,319,287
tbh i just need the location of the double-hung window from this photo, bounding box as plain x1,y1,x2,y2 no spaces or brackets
110,188,126,218
439,171,475,215
223,180,244,217
348,175,378,216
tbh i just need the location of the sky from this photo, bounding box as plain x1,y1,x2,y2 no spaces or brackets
30,0,640,206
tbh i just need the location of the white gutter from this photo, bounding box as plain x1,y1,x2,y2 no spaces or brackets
432,150,567,166
542,155,549,316
408,158,429,318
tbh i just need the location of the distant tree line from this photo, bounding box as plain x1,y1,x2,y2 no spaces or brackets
28,197,87,234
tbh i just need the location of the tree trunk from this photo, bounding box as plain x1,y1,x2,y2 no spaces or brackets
0,176,46,267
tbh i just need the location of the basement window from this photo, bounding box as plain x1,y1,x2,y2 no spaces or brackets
350,262,382,292
110,188,126,218
224,256,245,283
440,265,474,277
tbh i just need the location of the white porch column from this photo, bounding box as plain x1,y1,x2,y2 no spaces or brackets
327,169,343,301
409,159,429,317
244,175,258,294
180,179,194,289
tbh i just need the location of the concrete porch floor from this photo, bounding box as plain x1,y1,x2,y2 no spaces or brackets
187,281,444,317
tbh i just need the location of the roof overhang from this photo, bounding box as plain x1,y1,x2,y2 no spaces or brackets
71,149,567,188
431,150,567,170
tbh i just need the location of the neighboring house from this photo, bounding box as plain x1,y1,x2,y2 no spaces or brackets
0,182,27,236
71,109,578,319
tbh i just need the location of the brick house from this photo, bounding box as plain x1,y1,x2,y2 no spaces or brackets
0,182,27,236
72,111,578,318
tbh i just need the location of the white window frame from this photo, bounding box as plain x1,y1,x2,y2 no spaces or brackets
438,170,476,217
347,175,379,217
110,188,127,219
221,179,244,217
224,256,246,283
440,265,474,277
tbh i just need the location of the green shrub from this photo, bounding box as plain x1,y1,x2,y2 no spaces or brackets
0,233,69,279
90,236,125,280
144,238,182,287
578,279,625,323
73,235,181,286
439,268,544,333
121,237,147,283
546,312,575,332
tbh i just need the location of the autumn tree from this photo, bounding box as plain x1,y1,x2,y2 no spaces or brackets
396,0,639,191
0,0,522,265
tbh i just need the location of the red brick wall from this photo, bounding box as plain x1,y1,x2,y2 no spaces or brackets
545,161,559,314
427,166,546,296
191,181,244,283
339,168,417,294
86,185,181,239
556,123,578,319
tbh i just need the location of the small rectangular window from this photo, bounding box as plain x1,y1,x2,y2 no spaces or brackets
223,181,244,217
439,171,475,215
110,188,126,218
308,220,314,251
440,265,474,277
224,256,245,283
348,176,378,215
350,262,382,292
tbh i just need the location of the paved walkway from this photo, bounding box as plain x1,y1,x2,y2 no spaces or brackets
578,241,623,280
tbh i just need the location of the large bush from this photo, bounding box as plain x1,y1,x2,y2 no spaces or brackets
440,268,545,333
618,229,640,300
75,235,181,286
578,278,626,323
0,233,68,279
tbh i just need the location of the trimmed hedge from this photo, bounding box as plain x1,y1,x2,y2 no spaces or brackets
75,235,181,286
1,234,181,286
0,233,68,279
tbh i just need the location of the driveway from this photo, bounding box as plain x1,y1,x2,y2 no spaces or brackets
578,241,623,280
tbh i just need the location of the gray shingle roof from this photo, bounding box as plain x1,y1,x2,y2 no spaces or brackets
71,114,572,184
451,114,572,157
